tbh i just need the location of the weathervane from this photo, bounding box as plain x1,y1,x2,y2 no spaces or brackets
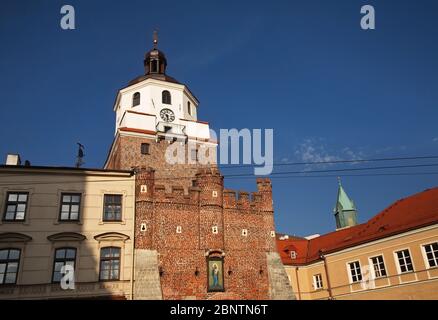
153,30,158,48
76,143,85,168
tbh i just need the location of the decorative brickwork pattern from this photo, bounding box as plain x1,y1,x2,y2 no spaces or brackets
133,167,281,299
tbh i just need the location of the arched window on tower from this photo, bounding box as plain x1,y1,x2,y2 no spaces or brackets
150,59,159,73
132,92,140,107
162,90,171,104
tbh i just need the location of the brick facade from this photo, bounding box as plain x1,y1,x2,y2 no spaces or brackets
134,166,276,299
105,104,293,299
106,133,216,192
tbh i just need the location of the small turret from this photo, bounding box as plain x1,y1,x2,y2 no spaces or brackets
334,178,358,229
196,167,223,207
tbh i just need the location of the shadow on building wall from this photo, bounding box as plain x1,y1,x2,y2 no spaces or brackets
0,168,134,300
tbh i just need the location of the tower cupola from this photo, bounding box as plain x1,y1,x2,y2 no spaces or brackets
144,31,167,75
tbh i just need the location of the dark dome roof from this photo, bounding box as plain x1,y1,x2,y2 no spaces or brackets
128,73,181,86
144,48,167,63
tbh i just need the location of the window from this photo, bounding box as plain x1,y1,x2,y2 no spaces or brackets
150,60,159,73
370,255,387,278
3,192,28,221
132,92,140,107
348,261,362,283
162,90,171,104
396,249,414,273
52,248,76,283
99,247,120,281
59,193,81,221
0,249,20,285
141,143,150,155
313,274,323,290
187,101,192,115
191,149,198,161
103,195,122,221
241,229,248,237
423,243,438,268
290,251,297,259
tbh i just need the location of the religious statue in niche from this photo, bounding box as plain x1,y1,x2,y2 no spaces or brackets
207,257,224,292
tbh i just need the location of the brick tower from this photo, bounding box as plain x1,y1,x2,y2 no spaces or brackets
105,33,294,300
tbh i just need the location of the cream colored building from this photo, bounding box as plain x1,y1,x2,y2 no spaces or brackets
277,185,438,300
0,162,136,299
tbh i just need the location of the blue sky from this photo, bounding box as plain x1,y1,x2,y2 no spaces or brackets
1,0,437,236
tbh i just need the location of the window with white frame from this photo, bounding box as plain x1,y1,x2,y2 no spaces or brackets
395,249,414,273
423,242,438,268
290,251,297,259
348,261,362,283
313,274,323,290
370,255,387,278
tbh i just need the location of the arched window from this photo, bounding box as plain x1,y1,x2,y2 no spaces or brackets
162,90,171,104
132,92,140,107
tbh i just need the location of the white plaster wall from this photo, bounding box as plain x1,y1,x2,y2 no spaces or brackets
114,79,207,139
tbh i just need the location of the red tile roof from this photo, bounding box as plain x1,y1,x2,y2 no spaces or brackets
277,187,438,265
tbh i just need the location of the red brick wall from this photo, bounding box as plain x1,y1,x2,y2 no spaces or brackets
108,133,276,300
134,167,276,300
106,133,216,192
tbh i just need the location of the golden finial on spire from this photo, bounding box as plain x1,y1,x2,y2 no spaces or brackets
153,30,158,48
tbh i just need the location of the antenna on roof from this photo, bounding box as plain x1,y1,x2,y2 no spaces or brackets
76,143,85,168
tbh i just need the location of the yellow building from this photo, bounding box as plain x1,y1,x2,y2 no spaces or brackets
0,161,136,299
277,184,438,300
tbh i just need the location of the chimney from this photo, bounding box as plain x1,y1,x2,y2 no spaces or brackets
5,154,21,166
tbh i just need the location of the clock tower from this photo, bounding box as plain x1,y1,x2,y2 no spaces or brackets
104,33,217,191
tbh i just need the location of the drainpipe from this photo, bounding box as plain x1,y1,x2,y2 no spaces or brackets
130,173,136,300
294,267,301,300
319,250,333,300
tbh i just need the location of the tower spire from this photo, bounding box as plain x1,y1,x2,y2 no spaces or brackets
333,179,358,229
153,30,158,49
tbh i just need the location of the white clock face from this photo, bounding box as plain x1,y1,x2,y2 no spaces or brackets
160,108,175,122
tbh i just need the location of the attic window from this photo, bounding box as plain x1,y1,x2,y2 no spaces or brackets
290,251,297,259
